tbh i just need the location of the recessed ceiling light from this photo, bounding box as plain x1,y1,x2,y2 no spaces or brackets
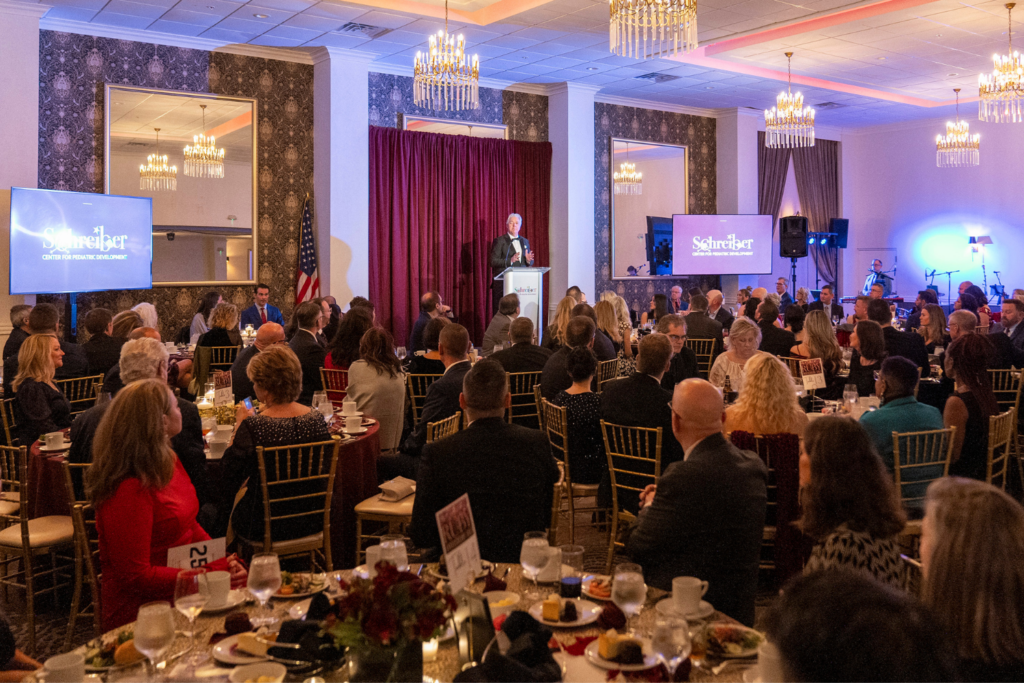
254,13,268,18
877,56,886,60
587,66,598,71
706,86,714,90
935,33,942,36
948,72,958,76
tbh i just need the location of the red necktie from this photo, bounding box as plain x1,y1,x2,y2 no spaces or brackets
260,307,267,324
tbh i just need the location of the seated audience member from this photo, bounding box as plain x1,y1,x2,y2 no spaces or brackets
846,294,870,325
30,303,89,383
572,303,616,361
408,292,441,354
101,327,160,395
600,333,683,467
956,291,985,327
131,302,159,330
724,353,808,438
706,289,734,331
566,285,585,305
349,296,375,317
288,301,328,406
2,304,31,361
0,608,40,680
907,288,939,330
627,379,766,625
543,296,576,352
946,308,1022,370
540,316,597,400
594,300,623,354
218,346,333,540
398,324,473,466
640,293,669,328
776,278,794,314
751,287,768,300
709,317,761,393
409,360,559,563
943,334,998,481
742,297,760,321
82,307,124,377
668,286,687,315
197,303,242,348
916,303,949,354
69,338,211,518
999,297,1024,352
736,287,751,308
848,320,886,396
794,287,810,312
111,310,143,341
347,328,406,452
867,298,929,377
783,304,805,338
765,291,783,319
406,317,450,375
490,317,552,373
767,570,954,683
230,322,285,403
551,347,605,485
240,283,285,330
654,314,698,392
612,296,636,376
89,379,246,630
964,284,992,324
12,335,72,447
325,306,373,370
321,295,342,345
869,282,885,300
684,295,724,353
799,417,906,586
790,310,843,399
482,293,519,355
921,478,1024,682
755,300,795,358
313,297,332,347
190,291,222,342
807,284,844,321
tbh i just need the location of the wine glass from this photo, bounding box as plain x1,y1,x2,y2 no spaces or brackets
247,553,282,626
134,601,176,680
519,531,551,602
396,346,407,362
843,383,858,414
317,395,334,420
652,617,692,679
174,569,209,665
611,563,646,634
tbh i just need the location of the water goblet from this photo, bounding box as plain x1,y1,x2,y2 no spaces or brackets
247,553,282,627
611,563,646,634
174,569,209,665
652,617,692,679
134,601,176,681
519,531,551,602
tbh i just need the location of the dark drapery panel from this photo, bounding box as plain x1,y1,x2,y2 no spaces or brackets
792,139,841,286
369,126,552,345
757,131,792,233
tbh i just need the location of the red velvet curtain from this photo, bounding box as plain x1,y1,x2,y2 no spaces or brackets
369,126,552,344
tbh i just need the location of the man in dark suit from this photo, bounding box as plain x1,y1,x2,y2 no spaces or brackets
904,289,938,331
322,296,342,344
600,333,684,475
3,304,31,361
776,278,794,315
668,286,688,314
231,322,284,403
806,284,845,322
409,292,442,354
482,293,519,355
867,299,930,377
81,307,124,377
489,213,535,312
706,290,734,332
756,300,796,359
491,317,552,373
683,295,724,354
409,359,559,563
654,314,698,392
541,317,596,399
999,298,1024,353
626,378,767,626
239,283,285,330
571,303,615,361
4,303,88,396
288,301,327,405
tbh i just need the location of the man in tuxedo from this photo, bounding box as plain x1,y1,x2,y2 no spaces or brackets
409,359,559,563
572,303,616,361
482,293,519,355
239,283,285,330
4,303,88,396
491,317,552,373
3,304,31,361
706,290,734,331
489,213,535,311
776,278,794,315
626,378,767,626
668,286,688,314
409,292,444,354
684,295,724,354
867,299,930,377
231,322,285,403
655,315,698,392
600,333,684,474
999,298,1024,353
756,300,796,358
807,284,845,321
541,316,596,399
288,301,326,405
81,307,124,377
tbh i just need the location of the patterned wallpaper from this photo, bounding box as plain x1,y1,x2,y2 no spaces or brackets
37,30,313,341
593,102,719,313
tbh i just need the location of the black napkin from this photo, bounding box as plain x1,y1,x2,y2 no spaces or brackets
268,619,342,664
453,612,561,683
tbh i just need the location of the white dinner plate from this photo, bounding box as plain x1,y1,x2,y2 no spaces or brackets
528,598,601,628
203,589,247,613
581,576,611,602
705,623,764,659
655,598,715,620
583,638,658,671
426,560,494,581
212,634,269,665
273,573,327,599
39,442,71,453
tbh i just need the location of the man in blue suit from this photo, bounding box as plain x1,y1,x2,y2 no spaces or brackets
239,283,284,330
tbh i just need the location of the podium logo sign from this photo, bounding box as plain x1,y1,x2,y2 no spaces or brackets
515,285,538,296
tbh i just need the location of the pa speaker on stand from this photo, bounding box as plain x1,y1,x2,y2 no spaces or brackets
779,215,809,294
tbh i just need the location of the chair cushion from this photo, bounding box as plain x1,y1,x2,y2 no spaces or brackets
0,501,19,516
355,495,415,517
270,532,323,555
0,516,74,548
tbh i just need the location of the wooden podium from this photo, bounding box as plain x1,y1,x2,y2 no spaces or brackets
494,266,550,345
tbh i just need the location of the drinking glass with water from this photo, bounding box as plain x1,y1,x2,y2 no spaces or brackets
520,531,551,601
612,563,646,634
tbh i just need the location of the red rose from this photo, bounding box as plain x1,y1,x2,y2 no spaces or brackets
363,603,400,645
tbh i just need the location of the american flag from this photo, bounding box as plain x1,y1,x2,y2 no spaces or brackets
295,194,320,305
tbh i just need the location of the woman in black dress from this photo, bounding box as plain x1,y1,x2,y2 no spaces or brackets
196,302,242,348
847,320,886,397
12,334,72,447
551,347,605,485
943,334,997,481
406,317,448,375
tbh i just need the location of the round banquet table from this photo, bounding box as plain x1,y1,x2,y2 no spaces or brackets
326,421,381,569
27,435,71,519
90,563,749,683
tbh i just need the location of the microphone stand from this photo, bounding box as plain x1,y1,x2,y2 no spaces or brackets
935,270,959,308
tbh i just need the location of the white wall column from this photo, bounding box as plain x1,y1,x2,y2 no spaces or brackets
0,1,43,344
313,47,372,308
548,83,600,304
715,108,761,305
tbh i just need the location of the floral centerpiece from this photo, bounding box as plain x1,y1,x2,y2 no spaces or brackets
327,562,455,682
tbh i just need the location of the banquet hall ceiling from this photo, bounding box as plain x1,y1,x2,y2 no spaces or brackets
23,0,1017,126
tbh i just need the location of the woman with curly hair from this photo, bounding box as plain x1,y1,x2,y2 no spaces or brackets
196,302,241,348
943,333,998,480
611,296,635,376
543,296,576,351
724,352,808,437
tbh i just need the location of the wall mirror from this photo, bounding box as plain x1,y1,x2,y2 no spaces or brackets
105,85,257,286
610,138,688,280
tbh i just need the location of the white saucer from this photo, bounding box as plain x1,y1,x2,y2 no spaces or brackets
203,589,247,613
336,411,363,418
39,442,71,453
655,598,714,620
342,426,368,435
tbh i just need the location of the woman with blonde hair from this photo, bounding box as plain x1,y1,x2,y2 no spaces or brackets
724,352,808,437
543,296,577,351
708,317,761,393
795,287,810,311
131,302,159,330
12,334,72,446
916,303,949,354
791,310,844,399
197,302,241,348
920,477,1024,681
612,296,635,376
111,310,143,340
593,300,621,348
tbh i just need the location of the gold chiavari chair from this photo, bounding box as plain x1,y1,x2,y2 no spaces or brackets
507,372,543,427
989,368,1024,488
208,345,241,372
596,359,619,394
987,408,1016,490
354,496,414,565
684,338,717,379
534,385,546,433
320,368,349,407
54,375,104,416
543,400,605,544
426,411,461,443
783,357,804,381
62,461,100,647
407,374,443,424
0,399,17,447
600,420,663,574
892,427,955,550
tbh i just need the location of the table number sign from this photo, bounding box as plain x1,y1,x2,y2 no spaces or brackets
800,358,827,391
435,493,481,593
214,372,233,407
167,537,226,570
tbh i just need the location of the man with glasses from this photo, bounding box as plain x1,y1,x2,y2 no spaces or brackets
230,322,285,403
654,314,698,392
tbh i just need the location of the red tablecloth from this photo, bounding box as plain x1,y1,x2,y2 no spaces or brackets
27,439,71,519
330,423,381,570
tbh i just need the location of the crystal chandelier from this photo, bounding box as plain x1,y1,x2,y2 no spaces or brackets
979,3,1024,122
610,0,698,59
183,104,224,178
614,143,643,195
413,0,479,111
937,89,980,168
139,128,176,192
765,52,816,148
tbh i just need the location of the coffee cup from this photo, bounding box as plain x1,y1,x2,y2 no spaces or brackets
342,400,358,416
345,416,361,432
672,576,708,615
757,641,784,683
44,652,85,682
44,432,65,449
203,570,231,608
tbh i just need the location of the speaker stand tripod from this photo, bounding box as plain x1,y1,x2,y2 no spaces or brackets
790,257,799,294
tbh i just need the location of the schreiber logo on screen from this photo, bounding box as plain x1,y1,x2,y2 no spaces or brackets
691,234,754,257
41,226,129,260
